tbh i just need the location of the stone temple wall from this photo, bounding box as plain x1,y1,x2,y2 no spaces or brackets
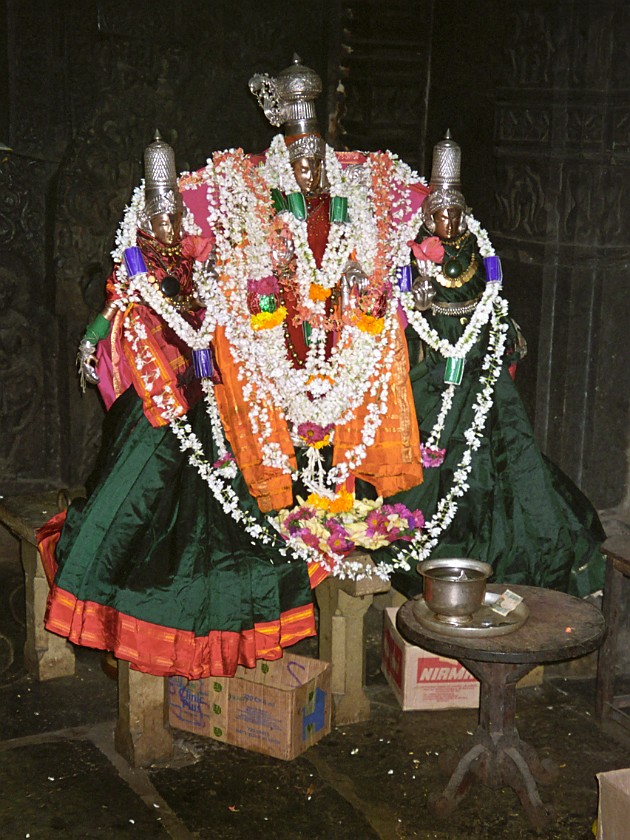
1,0,629,514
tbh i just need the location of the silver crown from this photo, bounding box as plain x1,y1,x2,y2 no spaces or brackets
429,129,461,190
249,54,324,158
143,130,183,218
423,130,468,227
285,134,325,162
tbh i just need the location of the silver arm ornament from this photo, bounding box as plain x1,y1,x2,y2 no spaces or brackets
340,260,369,314
271,231,295,275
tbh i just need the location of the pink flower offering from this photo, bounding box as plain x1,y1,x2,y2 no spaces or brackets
181,233,215,262
421,444,447,468
408,236,445,264
296,528,321,550
381,503,425,532
297,421,333,444
284,506,316,534
247,275,279,296
365,510,388,537
326,524,355,555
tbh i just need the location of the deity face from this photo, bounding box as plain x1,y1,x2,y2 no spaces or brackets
150,212,182,246
291,156,323,197
432,206,463,241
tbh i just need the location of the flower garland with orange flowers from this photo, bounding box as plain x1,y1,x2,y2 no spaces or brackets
190,140,426,489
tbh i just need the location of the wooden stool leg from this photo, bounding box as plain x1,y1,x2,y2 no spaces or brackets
21,539,75,680
595,556,622,723
115,661,173,767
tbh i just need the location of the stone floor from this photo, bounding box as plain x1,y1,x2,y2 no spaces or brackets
1,525,629,840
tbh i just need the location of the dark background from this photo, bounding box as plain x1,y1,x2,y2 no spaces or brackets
1,0,628,516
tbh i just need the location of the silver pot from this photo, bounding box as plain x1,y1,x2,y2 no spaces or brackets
417,557,493,625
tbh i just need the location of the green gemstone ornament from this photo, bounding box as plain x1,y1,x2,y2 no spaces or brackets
329,196,348,223
271,188,288,213
444,259,463,279
259,294,277,314
287,192,307,221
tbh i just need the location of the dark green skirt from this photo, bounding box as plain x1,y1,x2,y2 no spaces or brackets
388,331,605,598
46,389,317,678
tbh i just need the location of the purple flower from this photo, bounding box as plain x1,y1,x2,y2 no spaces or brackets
365,510,388,537
296,528,321,550
381,503,423,531
284,506,316,535
296,421,334,444
421,444,446,468
247,275,279,296
326,523,355,555
212,453,235,470
408,509,425,530
381,502,409,519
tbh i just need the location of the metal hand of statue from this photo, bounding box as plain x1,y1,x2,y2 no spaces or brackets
340,260,368,312
271,231,295,277
77,337,99,391
411,275,437,311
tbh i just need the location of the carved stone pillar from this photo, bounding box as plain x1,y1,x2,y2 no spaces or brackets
493,0,630,508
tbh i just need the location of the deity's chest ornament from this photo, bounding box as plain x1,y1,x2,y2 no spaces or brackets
435,234,478,289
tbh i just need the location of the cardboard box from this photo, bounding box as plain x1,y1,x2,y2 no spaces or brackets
381,607,543,711
597,768,630,839
382,607,480,710
168,654,331,761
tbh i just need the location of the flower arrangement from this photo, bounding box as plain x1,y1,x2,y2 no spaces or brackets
274,495,425,556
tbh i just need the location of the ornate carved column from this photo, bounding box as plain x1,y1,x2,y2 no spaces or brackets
329,0,434,172
493,0,630,508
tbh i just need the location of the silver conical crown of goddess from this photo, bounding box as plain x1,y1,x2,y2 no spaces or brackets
143,130,183,218
429,129,462,191
423,130,468,224
249,54,325,161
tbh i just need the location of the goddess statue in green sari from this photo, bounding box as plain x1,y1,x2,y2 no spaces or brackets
388,133,605,598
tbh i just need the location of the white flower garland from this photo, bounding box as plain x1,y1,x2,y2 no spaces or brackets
400,213,498,359
193,141,426,489
108,156,512,581
386,213,511,561
393,294,510,568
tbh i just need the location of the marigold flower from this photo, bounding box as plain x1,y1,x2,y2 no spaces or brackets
309,283,331,301
250,306,287,330
328,489,355,514
355,313,384,335
305,492,333,512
